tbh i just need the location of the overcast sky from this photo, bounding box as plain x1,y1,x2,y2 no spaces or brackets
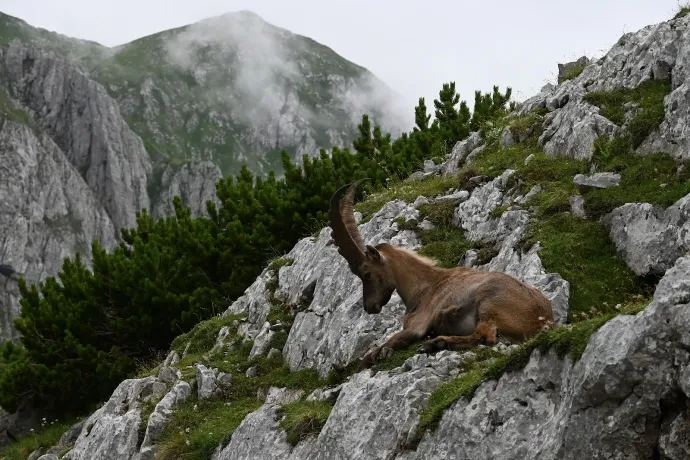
2,0,683,119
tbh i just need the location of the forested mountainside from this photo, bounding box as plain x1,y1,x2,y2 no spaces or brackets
3,6,690,460
0,9,407,343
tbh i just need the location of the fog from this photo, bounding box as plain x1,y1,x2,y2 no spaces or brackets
163,11,410,134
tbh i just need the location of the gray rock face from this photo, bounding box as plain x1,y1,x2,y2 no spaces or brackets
569,195,587,218
602,194,690,276
539,100,621,160
519,14,690,161
137,380,191,459
558,56,591,82
195,364,217,399
1,41,152,230
0,119,118,341
64,377,159,460
152,161,222,218
573,172,621,191
407,254,690,460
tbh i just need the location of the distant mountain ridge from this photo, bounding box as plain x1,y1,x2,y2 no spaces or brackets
0,10,408,179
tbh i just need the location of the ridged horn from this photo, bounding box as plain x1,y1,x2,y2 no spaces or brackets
328,179,370,271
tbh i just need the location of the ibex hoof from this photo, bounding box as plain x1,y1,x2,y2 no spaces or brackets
416,342,435,354
379,347,394,359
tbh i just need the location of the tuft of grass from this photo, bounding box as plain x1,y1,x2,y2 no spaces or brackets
417,227,473,268
277,400,334,446
0,419,77,460
157,300,329,458
522,213,655,319
170,314,246,356
584,79,672,148
155,397,262,460
267,257,294,273
674,3,690,19
417,200,458,228
393,217,418,231
559,65,587,83
488,204,510,219
355,175,461,218
415,298,649,439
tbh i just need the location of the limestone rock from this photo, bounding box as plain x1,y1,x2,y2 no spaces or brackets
1,41,151,230
601,194,690,276
63,377,159,460
569,195,587,218
138,380,192,457
152,161,222,219
573,172,621,191
439,131,483,175
249,322,276,360
0,119,118,342
195,364,217,399
407,254,690,460
277,200,421,376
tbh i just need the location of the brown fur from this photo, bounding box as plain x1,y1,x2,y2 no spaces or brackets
328,181,555,368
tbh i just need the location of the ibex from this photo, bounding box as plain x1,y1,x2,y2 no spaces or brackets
328,179,555,367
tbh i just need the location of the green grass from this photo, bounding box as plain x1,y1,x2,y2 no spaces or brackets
277,400,334,445
0,419,78,460
267,257,295,273
155,397,262,460
674,3,690,19
523,213,655,319
583,79,672,147
0,87,34,127
558,61,589,84
170,313,246,357
156,295,328,458
414,298,649,440
583,138,690,219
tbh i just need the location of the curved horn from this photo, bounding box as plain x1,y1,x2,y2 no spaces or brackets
328,178,370,270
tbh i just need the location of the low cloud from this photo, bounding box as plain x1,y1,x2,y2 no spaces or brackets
163,10,411,150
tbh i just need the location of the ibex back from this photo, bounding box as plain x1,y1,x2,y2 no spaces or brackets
328,179,555,367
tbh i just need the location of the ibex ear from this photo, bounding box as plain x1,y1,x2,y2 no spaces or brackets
365,245,382,263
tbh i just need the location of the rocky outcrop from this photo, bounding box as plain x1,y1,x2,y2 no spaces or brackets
0,119,118,341
439,131,484,175
0,41,152,230
406,254,690,460
152,161,222,218
602,194,690,277
63,373,187,460
519,14,690,161
214,351,474,460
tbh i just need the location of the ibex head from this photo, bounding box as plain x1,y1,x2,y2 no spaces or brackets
329,179,396,314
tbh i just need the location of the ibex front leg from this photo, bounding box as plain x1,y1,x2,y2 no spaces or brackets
360,329,425,369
